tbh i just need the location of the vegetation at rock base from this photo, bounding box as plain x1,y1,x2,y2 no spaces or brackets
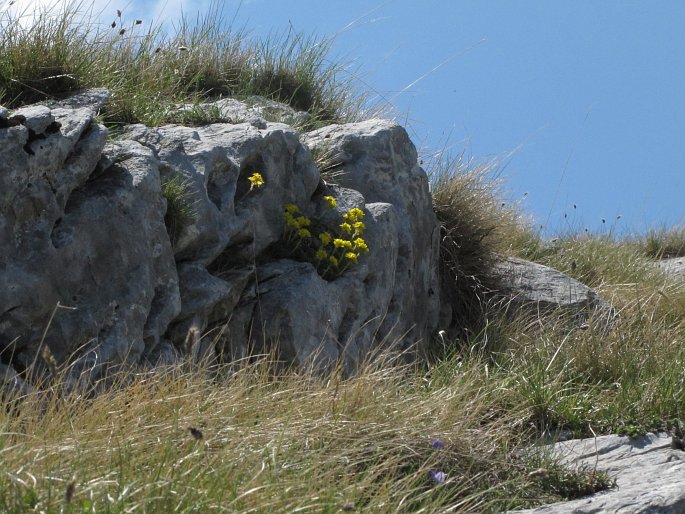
0,353,617,513
2,2,685,512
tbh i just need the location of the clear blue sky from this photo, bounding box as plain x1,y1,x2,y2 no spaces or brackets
10,0,685,236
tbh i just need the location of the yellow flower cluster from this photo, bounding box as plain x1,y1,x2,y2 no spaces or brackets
281,197,370,279
248,172,264,191
323,195,337,209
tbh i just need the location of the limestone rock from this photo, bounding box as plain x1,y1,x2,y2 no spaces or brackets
657,257,685,280
304,120,441,357
0,96,180,388
174,95,311,129
494,257,615,327
0,363,31,399
124,117,441,373
44,87,110,111
517,433,685,513
1,90,440,384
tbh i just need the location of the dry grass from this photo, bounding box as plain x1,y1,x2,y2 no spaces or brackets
640,226,685,259
2,2,683,511
430,154,533,343
1,351,608,513
0,1,368,129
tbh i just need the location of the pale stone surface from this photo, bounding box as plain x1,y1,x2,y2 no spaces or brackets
494,257,615,326
0,97,180,388
125,117,441,373
516,433,685,514
305,120,442,358
174,95,311,129
0,92,441,384
45,87,110,111
657,257,685,280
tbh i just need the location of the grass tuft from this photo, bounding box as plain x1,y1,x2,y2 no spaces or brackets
0,1,367,129
641,226,685,259
161,172,197,249
430,154,531,343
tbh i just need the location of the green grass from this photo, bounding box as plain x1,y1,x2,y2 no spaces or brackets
495,231,685,437
640,226,685,259
3,2,685,511
161,172,197,249
0,0,367,129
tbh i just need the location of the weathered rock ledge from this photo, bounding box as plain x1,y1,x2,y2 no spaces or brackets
515,433,685,514
0,91,440,390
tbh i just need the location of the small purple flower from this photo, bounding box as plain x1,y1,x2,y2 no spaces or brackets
430,439,445,449
428,470,447,484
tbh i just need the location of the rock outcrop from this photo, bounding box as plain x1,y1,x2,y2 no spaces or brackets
0,91,441,388
494,257,616,328
517,433,685,514
0,97,180,389
657,256,685,281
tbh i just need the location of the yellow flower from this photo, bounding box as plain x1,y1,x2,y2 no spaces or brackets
285,204,299,214
340,222,352,235
354,238,369,253
329,255,339,267
323,196,337,209
333,238,347,248
353,221,365,234
319,232,332,246
344,207,365,222
298,228,311,239
248,172,264,190
284,211,301,229
315,248,327,260
296,216,311,227
344,252,358,263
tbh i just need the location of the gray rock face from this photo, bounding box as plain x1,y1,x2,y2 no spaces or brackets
517,433,685,514
305,120,441,357
0,362,31,398
0,93,441,385
44,87,111,111
175,95,311,129
0,96,180,387
494,257,615,326
125,117,441,373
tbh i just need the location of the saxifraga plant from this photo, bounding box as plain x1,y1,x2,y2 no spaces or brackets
282,198,369,280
